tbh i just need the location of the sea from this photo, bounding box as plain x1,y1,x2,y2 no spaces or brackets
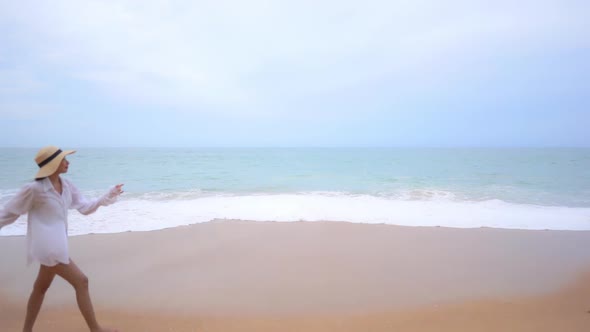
1,147,589,235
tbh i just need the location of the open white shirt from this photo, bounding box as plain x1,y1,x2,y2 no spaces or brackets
0,178,119,266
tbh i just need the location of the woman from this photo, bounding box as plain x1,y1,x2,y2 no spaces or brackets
0,146,123,332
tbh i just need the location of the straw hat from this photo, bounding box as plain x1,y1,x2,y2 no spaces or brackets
34,146,76,179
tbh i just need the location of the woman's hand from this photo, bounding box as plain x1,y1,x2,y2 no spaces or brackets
114,184,124,195
107,184,125,199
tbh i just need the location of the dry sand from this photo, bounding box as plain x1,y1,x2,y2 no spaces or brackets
1,220,590,331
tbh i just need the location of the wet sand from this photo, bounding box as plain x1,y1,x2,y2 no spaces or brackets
1,220,590,331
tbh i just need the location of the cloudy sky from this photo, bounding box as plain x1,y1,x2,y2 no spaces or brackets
0,0,588,147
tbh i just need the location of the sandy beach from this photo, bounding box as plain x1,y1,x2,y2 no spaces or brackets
1,220,590,331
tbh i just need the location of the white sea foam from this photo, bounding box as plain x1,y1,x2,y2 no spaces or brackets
1,192,589,236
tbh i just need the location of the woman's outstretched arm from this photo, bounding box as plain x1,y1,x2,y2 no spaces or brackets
0,183,34,230
68,180,124,215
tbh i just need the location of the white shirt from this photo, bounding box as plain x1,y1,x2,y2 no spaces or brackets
0,178,119,266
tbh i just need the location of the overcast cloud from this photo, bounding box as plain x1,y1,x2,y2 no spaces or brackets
0,0,588,147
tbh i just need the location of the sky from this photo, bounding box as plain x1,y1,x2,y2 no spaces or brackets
0,0,588,148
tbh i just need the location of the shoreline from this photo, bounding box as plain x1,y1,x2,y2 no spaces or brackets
1,220,590,331
3,212,590,239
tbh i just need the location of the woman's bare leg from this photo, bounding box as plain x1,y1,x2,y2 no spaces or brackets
23,265,56,332
52,260,118,332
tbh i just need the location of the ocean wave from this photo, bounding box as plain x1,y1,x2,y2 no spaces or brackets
1,192,589,236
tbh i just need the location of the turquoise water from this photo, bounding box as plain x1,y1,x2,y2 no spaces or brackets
1,147,589,234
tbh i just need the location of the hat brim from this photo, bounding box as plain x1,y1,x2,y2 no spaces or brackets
35,150,76,179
